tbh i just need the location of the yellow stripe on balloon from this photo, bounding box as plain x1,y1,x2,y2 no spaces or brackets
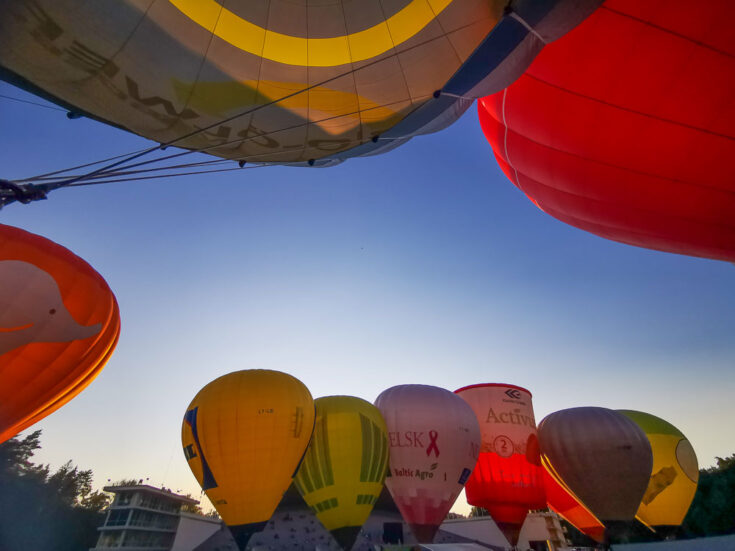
168,0,454,67
171,79,401,135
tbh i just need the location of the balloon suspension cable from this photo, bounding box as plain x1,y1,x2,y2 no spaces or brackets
28,158,234,183
13,146,157,183
0,179,47,208
1,92,417,201
66,163,266,187
0,93,67,112
0,18,484,207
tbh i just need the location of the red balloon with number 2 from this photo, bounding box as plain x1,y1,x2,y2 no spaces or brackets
455,384,546,546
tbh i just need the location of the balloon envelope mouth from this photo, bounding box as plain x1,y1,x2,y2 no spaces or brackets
228,521,268,551
409,523,440,543
330,525,362,550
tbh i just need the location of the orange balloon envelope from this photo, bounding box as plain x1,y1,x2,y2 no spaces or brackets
541,455,606,543
478,0,735,261
0,224,120,443
455,383,546,546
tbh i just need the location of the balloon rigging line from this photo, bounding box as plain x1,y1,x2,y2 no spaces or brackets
9,93,428,190
524,73,735,141
54,149,224,184
507,12,548,43
27,158,233,183
500,87,520,187
127,23,471,152
601,5,735,59
63,164,266,187
438,91,475,101
0,93,67,112
15,147,156,182
499,76,734,196
159,438,178,491
3,18,481,201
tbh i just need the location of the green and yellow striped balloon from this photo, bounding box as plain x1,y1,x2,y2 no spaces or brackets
294,396,388,550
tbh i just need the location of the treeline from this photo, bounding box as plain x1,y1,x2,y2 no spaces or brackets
680,454,735,538
0,430,110,551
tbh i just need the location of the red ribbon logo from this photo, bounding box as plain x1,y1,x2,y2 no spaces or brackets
426,430,440,457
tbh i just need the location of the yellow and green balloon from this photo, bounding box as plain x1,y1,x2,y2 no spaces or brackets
294,396,389,550
619,410,699,528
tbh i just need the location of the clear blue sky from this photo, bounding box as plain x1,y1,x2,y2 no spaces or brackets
1,82,734,512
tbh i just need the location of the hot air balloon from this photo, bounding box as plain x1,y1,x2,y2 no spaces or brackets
537,407,653,537
0,0,599,206
181,369,315,550
455,383,546,547
0,223,120,443
478,0,735,261
619,410,699,530
375,384,480,543
293,396,389,550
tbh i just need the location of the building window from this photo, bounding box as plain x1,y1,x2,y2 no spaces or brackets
106,509,130,527
121,531,174,548
129,509,178,530
116,492,133,506
97,532,123,547
139,494,181,513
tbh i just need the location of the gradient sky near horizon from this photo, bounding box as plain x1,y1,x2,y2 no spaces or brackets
1,80,734,514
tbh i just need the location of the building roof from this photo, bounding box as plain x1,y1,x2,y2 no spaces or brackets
102,484,200,505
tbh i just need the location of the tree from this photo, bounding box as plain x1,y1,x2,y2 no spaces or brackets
681,454,735,537
0,431,110,551
181,494,204,514
109,477,143,487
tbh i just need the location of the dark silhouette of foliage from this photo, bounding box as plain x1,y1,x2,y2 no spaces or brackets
0,430,110,551
109,477,142,487
469,506,489,517
681,454,735,538
180,494,203,514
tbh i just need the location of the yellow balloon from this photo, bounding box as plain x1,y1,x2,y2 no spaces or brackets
294,396,388,550
619,410,699,527
182,370,315,549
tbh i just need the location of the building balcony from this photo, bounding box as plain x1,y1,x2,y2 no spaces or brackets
97,524,178,533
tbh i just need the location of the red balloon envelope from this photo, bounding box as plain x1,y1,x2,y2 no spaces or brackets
455,384,546,546
478,0,735,261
